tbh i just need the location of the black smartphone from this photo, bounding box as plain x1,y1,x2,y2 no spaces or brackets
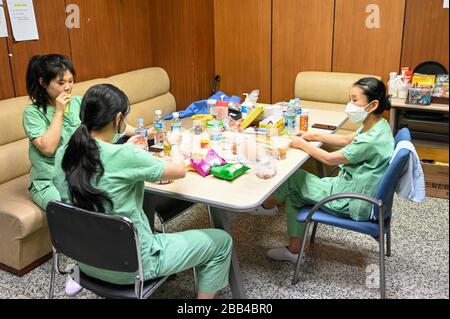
312,123,337,130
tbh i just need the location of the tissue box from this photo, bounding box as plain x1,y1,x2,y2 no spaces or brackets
259,114,284,136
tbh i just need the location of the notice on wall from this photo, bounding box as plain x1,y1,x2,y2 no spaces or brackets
0,0,8,37
444,0,449,9
6,0,39,41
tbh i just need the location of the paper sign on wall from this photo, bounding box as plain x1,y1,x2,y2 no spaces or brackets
444,0,449,9
6,0,39,41
0,0,8,37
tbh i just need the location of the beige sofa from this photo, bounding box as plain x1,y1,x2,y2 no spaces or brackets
294,71,381,174
0,67,176,275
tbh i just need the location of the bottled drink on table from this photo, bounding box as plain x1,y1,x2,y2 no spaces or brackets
300,110,309,132
171,112,182,132
153,110,164,148
135,118,149,151
284,102,296,136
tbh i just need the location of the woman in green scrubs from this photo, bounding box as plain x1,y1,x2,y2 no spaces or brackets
22,54,81,210
261,77,395,263
23,54,150,211
53,84,232,299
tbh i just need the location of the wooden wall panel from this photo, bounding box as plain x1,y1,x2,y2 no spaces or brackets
272,0,334,103
150,0,215,110
402,0,449,72
0,39,14,100
68,0,152,82
214,0,272,103
5,0,71,97
333,0,406,80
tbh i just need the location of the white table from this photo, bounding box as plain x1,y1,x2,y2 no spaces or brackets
144,109,348,298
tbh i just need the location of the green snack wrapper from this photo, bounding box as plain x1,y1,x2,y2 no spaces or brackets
211,163,250,181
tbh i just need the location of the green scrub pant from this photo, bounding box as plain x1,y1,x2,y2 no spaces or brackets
30,183,61,211
154,229,232,293
273,169,346,238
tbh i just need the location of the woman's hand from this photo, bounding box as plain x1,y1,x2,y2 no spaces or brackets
290,136,308,149
55,92,71,114
127,135,148,149
166,131,182,146
146,127,155,139
296,130,316,142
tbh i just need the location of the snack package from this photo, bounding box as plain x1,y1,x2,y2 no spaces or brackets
190,149,227,177
211,163,250,181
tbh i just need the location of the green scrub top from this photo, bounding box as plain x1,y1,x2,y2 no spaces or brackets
22,96,82,192
53,140,165,284
335,118,394,220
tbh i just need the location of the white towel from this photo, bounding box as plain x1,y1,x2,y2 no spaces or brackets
391,140,426,202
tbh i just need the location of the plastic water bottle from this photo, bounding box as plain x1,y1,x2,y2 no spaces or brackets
153,110,164,147
285,102,296,136
171,112,182,132
135,118,149,151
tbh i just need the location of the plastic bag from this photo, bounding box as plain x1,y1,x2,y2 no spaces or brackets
190,149,227,177
211,163,250,181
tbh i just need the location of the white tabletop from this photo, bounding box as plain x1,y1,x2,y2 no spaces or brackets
145,109,348,212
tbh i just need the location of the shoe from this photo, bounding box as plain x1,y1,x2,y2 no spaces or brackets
247,205,278,216
65,275,83,296
266,246,306,264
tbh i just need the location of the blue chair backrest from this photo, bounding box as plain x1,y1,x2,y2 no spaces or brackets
372,128,412,220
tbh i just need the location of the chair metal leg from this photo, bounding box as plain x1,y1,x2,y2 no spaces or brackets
192,267,198,295
48,251,57,299
386,231,391,257
316,162,326,178
378,223,386,299
310,222,318,244
292,222,311,285
207,206,214,228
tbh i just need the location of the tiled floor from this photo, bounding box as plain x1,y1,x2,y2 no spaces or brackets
0,196,448,299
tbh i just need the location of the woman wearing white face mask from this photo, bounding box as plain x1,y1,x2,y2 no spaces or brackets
256,77,394,263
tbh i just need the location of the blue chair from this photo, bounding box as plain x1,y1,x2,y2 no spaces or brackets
292,128,412,299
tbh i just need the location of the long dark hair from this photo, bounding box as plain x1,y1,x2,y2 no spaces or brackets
353,77,391,115
62,84,130,213
26,54,76,114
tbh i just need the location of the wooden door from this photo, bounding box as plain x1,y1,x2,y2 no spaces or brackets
214,0,272,103
333,0,406,80
0,39,14,100
402,0,449,72
5,0,71,97
272,0,335,103
150,0,215,109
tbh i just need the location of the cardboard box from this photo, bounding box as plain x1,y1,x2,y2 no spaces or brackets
421,161,449,199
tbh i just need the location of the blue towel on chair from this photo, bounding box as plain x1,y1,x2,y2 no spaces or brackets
163,91,241,120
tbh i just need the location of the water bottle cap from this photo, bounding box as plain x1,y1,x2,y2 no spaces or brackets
155,110,162,115
173,112,180,118
137,118,144,124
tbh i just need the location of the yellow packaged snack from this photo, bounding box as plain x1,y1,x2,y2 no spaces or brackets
412,73,436,87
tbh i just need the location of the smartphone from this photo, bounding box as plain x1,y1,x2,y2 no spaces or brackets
312,123,337,130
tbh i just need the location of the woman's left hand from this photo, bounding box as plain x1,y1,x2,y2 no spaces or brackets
127,135,148,149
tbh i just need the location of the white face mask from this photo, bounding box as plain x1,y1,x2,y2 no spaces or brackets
345,102,372,124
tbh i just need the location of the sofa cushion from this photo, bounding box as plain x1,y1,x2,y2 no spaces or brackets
0,139,31,185
295,71,381,105
0,96,30,146
0,175,46,239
